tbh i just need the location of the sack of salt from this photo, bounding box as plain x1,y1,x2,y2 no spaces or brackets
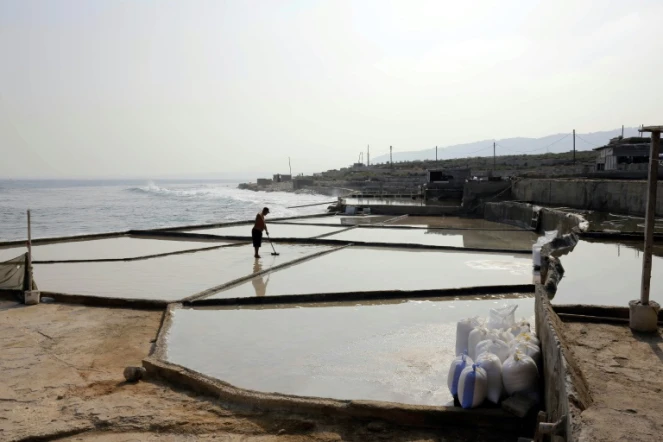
447,353,473,397
458,364,488,409
455,317,481,356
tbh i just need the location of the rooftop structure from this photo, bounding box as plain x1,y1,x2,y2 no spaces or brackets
593,136,652,171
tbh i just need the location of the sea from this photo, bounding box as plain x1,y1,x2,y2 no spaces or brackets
0,180,332,242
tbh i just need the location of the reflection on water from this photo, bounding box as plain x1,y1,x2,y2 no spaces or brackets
555,239,663,306
166,297,534,406
251,259,269,297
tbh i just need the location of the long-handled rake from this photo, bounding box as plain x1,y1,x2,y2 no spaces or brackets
266,232,280,256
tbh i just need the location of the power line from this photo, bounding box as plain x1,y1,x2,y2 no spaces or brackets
575,134,600,147
496,133,571,154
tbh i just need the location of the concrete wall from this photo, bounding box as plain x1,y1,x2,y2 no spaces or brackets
484,201,588,234
461,181,512,213
512,178,663,216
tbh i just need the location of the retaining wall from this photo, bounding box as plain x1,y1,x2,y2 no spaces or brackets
512,178,663,216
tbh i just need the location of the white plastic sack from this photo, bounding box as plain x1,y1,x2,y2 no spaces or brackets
475,353,503,404
455,317,482,356
487,305,518,330
468,327,490,360
512,331,540,348
458,364,488,409
507,320,531,337
488,328,514,343
511,342,541,365
502,352,539,396
476,338,510,362
447,353,473,397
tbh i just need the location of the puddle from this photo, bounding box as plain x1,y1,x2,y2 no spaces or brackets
275,215,396,226
324,227,536,250
165,297,534,406
206,247,532,300
554,239,663,306
0,237,229,262
387,216,526,230
183,224,346,238
33,244,332,300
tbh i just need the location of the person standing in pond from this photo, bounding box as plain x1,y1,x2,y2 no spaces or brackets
252,207,270,258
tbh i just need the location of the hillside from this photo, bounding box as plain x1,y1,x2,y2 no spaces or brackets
371,127,639,163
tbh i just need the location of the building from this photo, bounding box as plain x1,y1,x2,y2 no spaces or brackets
273,174,292,183
423,169,471,201
594,137,651,171
257,178,273,186
427,168,471,183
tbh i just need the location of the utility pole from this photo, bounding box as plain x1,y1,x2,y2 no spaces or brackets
367,145,370,167
288,157,292,177
622,125,624,139
390,146,393,167
631,125,662,333
493,141,496,171
573,129,576,164
436,146,438,162
26,210,32,291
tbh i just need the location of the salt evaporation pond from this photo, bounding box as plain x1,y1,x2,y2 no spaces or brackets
325,227,537,250
386,216,526,230
166,297,534,406
206,247,532,300
274,215,397,226
0,236,229,262
178,224,346,238
34,244,332,301
554,239,663,306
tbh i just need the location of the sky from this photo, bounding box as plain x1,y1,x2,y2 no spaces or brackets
1,0,662,179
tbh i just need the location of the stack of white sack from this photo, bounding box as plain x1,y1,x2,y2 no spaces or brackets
450,306,541,408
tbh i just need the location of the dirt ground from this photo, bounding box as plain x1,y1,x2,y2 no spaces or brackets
0,299,514,442
562,322,663,442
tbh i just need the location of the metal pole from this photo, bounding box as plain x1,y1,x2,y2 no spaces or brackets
367,145,370,167
390,146,393,167
573,129,576,164
26,209,32,290
622,125,624,139
640,130,660,305
288,157,292,177
436,146,438,162
493,142,496,171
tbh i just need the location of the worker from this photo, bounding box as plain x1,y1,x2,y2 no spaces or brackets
252,207,270,258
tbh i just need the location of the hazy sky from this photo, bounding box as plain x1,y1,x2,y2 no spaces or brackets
1,0,662,179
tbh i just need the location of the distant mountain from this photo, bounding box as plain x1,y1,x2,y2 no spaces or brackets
371,128,641,163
